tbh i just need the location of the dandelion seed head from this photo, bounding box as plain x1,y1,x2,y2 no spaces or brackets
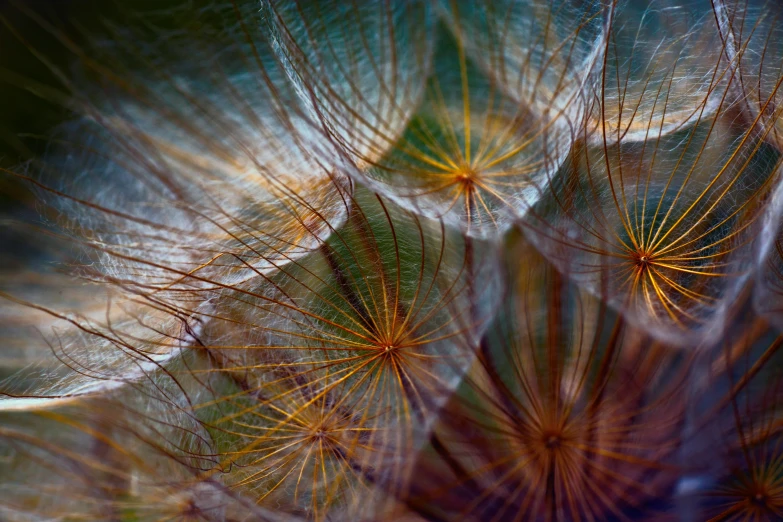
3,1,783,520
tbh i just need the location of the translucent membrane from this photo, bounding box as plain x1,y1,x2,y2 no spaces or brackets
589,0,730,145
0,292,200,410
720,1,783,330
0,363,247,521
265,0,435,166
0,231,194,408
438,0,605,127
47,90,350,308
1,106,351,409
350,26,575,238
675,316,783,520
406,233,693,521
190,190,499,519
755,206,783,331
524,114,781,346
716,0,783,151
0,10,352,411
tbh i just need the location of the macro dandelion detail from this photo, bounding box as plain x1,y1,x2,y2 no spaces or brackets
2,1,783,521
407,233,693,521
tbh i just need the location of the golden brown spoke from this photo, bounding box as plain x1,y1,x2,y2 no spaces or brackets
459,454,538,518
652,263,732,278
484,462,540,522
638,272,676,323
236,453,301,495
428,80,466,166
203,359,375,421
649,73,783,253
633,69,679,248
564,456,633,521
401,320,477,348
474,191,500,227
655,248,741,263
476,162,549,180
558,174,639,253
478,119,558,171
229,422,306,436
188,354,370,372
400,283,475,339
644,270,700,321
652,200,761,261
90,241,384,344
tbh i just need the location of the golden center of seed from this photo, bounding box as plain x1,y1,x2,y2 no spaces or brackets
751,490,768,506
382,343,401,355
632,250,655,270
543,432,562,450
455,167,478,185
310,427,329,441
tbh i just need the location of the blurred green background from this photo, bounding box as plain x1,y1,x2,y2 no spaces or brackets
0,0,188,205
0,0,197,267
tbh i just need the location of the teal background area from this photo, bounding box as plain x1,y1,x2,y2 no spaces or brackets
0,1,191,266
0,0,185,204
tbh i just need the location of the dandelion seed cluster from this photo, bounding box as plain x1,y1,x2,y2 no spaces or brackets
1,0,783,521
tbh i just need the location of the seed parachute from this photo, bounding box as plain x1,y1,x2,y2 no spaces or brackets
1,1,783,521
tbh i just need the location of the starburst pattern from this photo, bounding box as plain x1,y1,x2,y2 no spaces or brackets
681,316,783,521
191,189,498,518
524,108,782,345
405,232,692,521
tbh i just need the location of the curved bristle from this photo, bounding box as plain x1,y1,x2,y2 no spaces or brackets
3,1,783,521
